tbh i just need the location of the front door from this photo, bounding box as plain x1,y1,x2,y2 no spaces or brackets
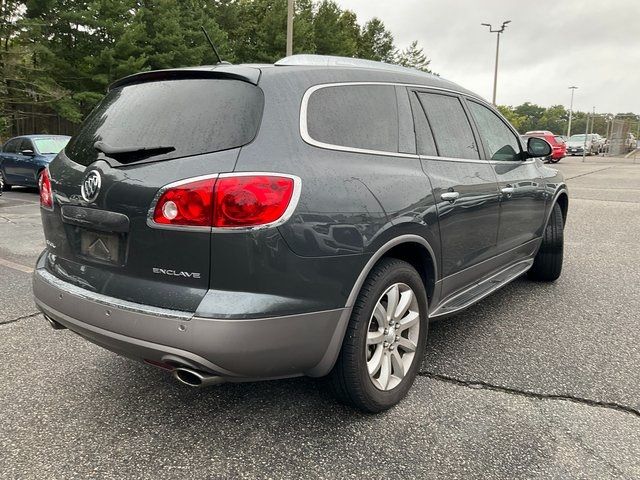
410,89,501,298
465,100,546,253
15,138,38,184
1,138,22,183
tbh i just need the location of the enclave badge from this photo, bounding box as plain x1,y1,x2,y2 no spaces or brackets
81,170,101,203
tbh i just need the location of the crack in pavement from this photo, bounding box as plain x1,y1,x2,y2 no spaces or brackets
0,311,41,326
420,371,640,419
564,166,615,180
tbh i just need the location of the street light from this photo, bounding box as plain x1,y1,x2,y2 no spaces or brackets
567,86,578,138
481,20,511,105
286,0,294,56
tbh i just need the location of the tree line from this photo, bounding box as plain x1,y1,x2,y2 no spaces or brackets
0,0,432,137
1,1,635,140
498,103,638,137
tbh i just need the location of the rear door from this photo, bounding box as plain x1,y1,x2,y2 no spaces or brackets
465,99,546,253
410,89,501,298
41,76,264,312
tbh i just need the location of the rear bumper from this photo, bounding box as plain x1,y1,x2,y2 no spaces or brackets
33,264,348,380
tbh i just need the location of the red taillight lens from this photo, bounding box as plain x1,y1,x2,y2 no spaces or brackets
152,177,216,227
213,175,295,228
151,174,298,229
39,169,53,209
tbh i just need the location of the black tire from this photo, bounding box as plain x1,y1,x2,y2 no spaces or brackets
528,202,564,281
549,157,560,164
328,258,428,413
0,170,11,191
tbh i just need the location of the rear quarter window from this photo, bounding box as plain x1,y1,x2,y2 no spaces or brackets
66,79,264,166
305,84,399,153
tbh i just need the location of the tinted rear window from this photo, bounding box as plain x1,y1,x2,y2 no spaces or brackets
306,84,399,153
416,92,480,160
66,79,264,166
33,137,69,154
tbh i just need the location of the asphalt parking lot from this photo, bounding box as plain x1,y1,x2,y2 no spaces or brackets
1,155,639,479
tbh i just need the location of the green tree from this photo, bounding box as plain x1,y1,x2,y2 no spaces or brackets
358,18,394,62
313,1,358,57
7,0,434,134
21,0,229,120
497,105,528,132
1,1,73,136
395,40,433,73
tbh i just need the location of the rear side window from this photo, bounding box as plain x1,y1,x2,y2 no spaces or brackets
66,79,264,166
467,100,521,161
409,92,437,156
306,84,399,153
416,92,480,159
3,139,20,153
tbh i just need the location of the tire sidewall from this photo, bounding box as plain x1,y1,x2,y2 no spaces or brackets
352,262,429,410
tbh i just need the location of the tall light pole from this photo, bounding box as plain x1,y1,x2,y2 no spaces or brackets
482,20,511,105
567,86,578,138
286,0,294,56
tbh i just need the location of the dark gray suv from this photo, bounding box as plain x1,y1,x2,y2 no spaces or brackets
33,55,567,412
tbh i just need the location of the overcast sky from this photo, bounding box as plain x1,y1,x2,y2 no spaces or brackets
336,0,639,114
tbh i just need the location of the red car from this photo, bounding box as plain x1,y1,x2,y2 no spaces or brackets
524,131,566,163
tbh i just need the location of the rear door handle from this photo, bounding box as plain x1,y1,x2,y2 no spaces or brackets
441,191,460,203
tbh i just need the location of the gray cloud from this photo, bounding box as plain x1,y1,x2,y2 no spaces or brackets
336,0,640,113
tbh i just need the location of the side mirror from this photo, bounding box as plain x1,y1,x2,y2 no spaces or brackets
20,149,35,156
527,137,552,158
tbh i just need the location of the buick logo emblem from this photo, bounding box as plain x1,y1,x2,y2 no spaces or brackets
81,170,101,203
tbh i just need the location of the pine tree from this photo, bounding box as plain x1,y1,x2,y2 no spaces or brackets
395,40,433,73
358,18,394,62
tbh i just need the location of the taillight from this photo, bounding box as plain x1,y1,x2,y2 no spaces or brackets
213,175,295,228
152,176,217,227
39,169,53,210
150,173,299,230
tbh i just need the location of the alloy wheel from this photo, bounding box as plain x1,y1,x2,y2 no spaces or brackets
366,282,420,391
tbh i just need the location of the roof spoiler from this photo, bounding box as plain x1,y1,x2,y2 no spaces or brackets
108,65,261,91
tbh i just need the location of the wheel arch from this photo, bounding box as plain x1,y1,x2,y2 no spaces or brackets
346,235,438,308
306,234,438,377
555,190,569,225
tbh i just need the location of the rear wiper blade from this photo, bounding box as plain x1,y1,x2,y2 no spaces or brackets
94,141,175,160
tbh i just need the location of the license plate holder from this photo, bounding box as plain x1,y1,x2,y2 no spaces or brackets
79,230,124,265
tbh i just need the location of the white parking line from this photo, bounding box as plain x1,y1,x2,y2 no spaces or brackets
0,202,40,209
0,257,34,274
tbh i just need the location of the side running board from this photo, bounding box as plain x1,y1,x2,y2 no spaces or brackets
430,259,533,319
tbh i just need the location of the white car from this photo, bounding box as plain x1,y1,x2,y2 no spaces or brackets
565,134,598,156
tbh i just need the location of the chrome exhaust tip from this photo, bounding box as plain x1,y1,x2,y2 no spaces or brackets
43,314,67,330
173,367,226,388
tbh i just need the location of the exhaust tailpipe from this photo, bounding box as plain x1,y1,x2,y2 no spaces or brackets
44,314,67,330
173,367,226,388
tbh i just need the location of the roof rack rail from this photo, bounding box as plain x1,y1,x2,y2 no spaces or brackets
275,54,435,77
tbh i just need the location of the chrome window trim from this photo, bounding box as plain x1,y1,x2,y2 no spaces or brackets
147,172,302,233
300,81,536,164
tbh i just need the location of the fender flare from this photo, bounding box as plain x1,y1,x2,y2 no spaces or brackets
544,187,569,229
306,234,438,377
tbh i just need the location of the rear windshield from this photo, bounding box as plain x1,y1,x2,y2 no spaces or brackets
65,78,264,166
33,137,69,154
